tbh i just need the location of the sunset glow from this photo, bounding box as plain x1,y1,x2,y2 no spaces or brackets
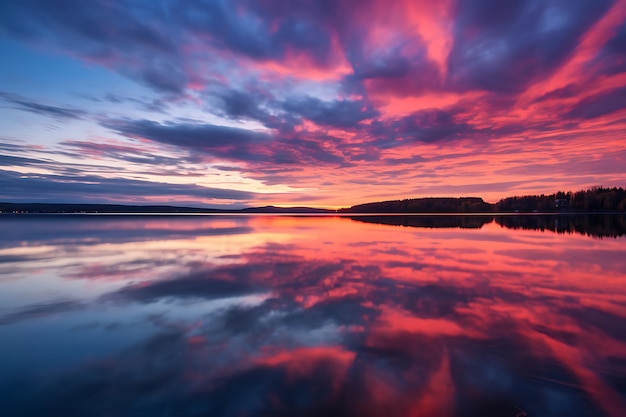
1,0,625,207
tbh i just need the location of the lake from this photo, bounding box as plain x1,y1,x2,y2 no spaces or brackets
0,214,625,416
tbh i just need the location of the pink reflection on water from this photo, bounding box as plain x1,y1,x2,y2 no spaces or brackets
0,215,625,416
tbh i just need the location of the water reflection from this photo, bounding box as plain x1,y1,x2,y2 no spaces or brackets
351,213,626,238
495,214,626,238
0,216,625,416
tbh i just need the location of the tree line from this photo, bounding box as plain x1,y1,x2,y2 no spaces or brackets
494,186,626,212
340,187,626,213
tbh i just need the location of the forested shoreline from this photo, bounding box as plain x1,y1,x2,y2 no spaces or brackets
340,187,626,213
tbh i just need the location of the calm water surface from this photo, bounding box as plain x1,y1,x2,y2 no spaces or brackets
0,215,625,416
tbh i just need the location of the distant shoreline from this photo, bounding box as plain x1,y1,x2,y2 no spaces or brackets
2,186,625,214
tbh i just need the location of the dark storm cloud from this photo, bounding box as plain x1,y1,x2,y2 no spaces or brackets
0,92,88,119
0,169,254,202
447,0,614,92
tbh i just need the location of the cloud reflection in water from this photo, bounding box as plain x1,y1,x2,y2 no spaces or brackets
0,215,624,416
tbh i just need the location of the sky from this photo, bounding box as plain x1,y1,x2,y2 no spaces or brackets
0,0,625,209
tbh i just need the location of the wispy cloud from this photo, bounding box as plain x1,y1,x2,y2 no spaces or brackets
1,92,88,119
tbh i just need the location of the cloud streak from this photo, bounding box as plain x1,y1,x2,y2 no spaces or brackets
0,169,255,204
0,92,88,119
0,0,625,205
